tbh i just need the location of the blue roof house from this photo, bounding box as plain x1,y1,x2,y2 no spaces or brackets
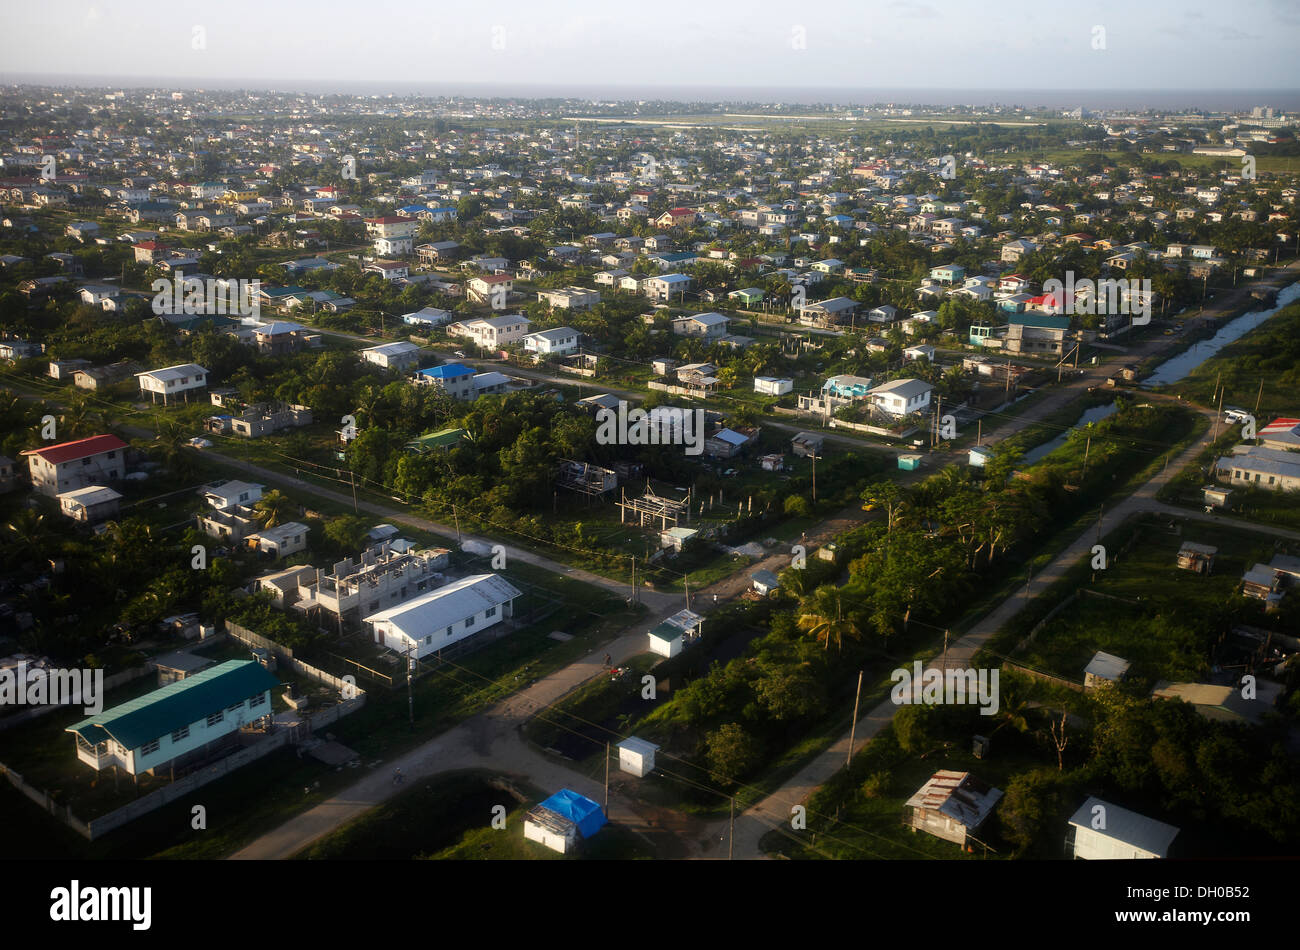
524,789,608,853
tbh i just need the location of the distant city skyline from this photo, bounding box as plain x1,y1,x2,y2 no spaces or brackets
2,0,1299,95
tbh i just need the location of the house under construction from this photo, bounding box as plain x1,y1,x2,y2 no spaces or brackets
556,459,618,496
617,485,690,529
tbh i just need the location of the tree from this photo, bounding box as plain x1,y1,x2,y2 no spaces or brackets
705,722,760,786
253,490,296,529
796,586,863,651
998,768,1074,857
753,660,827,721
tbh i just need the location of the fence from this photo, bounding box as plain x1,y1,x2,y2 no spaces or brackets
84,732,291,840
224,620,294,659
1000,660,1086,693
0,762,92,837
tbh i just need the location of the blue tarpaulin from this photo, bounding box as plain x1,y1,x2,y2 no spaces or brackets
539,789,607,838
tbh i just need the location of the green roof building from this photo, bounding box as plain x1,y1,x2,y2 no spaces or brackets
68,660,279,776
404,428,466,454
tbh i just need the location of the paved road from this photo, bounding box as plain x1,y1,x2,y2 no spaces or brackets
229,508,862,860
707,402,1300,859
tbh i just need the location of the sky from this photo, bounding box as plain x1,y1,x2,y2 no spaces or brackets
2,0,1299,93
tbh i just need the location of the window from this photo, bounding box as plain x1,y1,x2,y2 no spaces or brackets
249,692,266,708
141,738,160,755
446,626,454,637
485,606,497,618
171,726,190,742
207,711,224,727
226,702,243,713
106,451,116,459
465,615,475,629
83,458,91,466
425,635,433,645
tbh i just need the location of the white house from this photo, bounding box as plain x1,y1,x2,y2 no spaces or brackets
522,327,580,358
136,363,209,404
364,574,523,660
203,479,263,510
245,522,309,559
57,485,122,523
647,608,703,658
402,306,453,327
22,434,128,497
447,314,531,349
537,286,600,310
67,660,279,777
868,378,934,417
361,341,423,371
754,376,794,396
672,312,730,338
1067,797,1179,859
904,344,936,362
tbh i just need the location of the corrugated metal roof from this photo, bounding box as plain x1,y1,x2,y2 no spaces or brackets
905,770,1002,828
1068,797,1179,856
364,574,523,636
66,660,279,750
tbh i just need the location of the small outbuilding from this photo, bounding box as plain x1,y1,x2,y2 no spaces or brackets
903,770,1002,850
617,737,659,777
648,608,704,658
523,789,607,854
1083,651,1130,690
1176,541,1217,575
751,569,781,596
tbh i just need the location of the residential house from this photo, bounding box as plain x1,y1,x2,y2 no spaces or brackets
364,574,523,660
22,434,128,497
1067,798,1179,859
869,378,934,417
446,314,531,349
361,341,423,372
136,363,209,404
67,660,279,777
522,327,580,358
904,770,1003,849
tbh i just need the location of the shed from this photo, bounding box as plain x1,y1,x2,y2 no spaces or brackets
617,737,659,777
1083,651,1130,690
904,770,1002,849
660,526,698,552
1176,542,1217,575
1202,485,1232,509
648,608,703,658
751,569,781,596
898,454,923,471
968,446,993,468
523,789,607,854
153,651,214,685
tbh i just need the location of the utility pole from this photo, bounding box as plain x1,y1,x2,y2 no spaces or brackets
846,670,863,767
1254,378,1264,418
729,797,735,860
604,742,610,811
976,418,982,447
942,628,950,667
349,466,358,513
1082,435,1091,479
810,452,817,503
1211,387,1224,444
453,506,461,542
406,643,414,729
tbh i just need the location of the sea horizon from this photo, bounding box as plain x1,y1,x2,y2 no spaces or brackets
3,73,1298,112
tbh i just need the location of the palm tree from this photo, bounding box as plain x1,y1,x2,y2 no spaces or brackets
2,508,58,569
796,586,863,651
253,489,295,529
